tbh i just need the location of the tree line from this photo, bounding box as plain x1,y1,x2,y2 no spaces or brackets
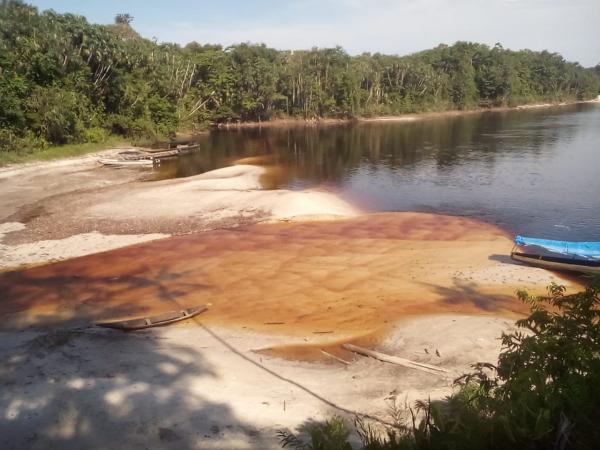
1,0,599,153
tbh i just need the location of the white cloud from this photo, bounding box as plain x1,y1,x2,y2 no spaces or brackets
140,0,600,66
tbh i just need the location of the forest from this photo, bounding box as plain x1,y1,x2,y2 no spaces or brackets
1,0,599,154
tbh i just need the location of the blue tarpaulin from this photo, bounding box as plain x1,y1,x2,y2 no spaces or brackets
515,236,600,260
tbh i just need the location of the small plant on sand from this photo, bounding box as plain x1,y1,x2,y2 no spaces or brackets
278,279,600,450
278,416,353,450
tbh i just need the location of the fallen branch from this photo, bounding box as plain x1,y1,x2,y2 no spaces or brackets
320,349,351,366
341,343,448,375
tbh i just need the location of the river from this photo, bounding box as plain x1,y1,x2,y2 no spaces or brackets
157,103,600,240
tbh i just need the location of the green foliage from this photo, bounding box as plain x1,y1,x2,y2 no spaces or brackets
278,417,353,450
1,1,600,155
81,126,108,143
279,280,600,450
0,137,121,165
25,86,98,144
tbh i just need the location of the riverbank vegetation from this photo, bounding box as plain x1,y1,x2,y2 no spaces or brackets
1,0,600,157
279,279,600,450
0,137,125,165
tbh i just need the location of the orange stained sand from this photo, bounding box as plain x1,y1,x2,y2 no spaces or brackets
0,212,566,334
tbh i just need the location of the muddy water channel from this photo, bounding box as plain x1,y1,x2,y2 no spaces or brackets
158,103,600,240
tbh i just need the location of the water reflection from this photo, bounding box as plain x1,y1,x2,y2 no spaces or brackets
155,104,600,240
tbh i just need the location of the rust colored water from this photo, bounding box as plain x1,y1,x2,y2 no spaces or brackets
0,213,541,333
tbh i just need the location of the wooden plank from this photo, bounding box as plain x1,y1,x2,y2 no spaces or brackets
143,144,200,158
174,144,200,154
341,343,448,375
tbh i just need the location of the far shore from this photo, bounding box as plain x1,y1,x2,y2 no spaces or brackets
213,97,600,130
2,97,597,169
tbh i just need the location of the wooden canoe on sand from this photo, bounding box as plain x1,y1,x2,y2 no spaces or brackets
96,305,209,331
98,158,154,167
511,235,600,275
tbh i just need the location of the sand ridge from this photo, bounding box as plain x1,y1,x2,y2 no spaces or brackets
86,164,358,222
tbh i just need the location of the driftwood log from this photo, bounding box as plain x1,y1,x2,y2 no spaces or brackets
341,343,448,375
320,349,352,366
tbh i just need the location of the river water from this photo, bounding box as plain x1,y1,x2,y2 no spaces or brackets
157,103,600,240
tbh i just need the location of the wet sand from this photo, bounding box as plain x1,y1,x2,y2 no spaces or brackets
0,162,357,269
0,212,575,341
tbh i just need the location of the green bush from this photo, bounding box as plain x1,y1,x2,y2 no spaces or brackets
147,95,178,136
0,128,48,155
24,87,97,145
279,417,353,450
81,127,109,143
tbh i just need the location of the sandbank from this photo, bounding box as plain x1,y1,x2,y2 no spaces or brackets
0,154,583,448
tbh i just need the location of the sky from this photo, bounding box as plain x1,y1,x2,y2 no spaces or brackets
28,0,600,67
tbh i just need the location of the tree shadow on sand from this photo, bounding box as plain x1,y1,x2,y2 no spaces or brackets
419,278,523,314
0,320,268,449
0,262,395,449
0,263,215,331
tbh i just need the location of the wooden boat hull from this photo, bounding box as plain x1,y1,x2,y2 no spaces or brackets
174,144,200,154
144,144,201,159
511,252,600,274
99,158,153,167
100,144,200,166
96,305,209,331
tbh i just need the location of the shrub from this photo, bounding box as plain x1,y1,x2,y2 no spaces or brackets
25,87,95,145
0,128,47,154
81,127,109,144
279,417,353,450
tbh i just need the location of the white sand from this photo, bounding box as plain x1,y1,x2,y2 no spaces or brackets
1,163,356,271
87,164,358,222
0,223,168,270
0,314,517,449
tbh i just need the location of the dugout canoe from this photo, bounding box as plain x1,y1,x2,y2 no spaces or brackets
98,158,154,167
96,305,209,331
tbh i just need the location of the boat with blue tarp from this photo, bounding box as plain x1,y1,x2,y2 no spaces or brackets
511,235,600,274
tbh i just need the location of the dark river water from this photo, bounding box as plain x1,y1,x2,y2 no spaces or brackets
156,103,600,240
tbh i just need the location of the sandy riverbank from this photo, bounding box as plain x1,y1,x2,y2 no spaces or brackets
0,159,356,270
0,314,520,449
0,155,583,448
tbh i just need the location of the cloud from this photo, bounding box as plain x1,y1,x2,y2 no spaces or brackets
140,0,600,66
